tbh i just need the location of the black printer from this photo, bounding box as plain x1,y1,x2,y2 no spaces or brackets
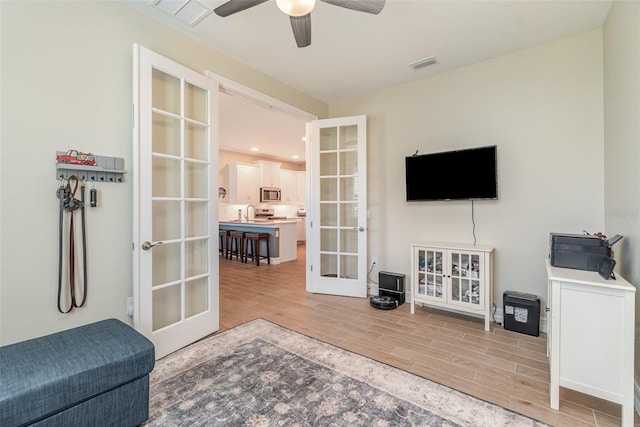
549,233,622,272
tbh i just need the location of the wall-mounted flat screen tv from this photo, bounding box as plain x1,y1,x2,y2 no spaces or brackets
405,145,498,201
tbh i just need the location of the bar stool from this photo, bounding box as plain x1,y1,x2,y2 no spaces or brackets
244,232,271,266
228,230,245,262
219,229,230,258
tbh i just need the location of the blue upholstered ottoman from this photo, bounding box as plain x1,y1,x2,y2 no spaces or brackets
0,319,155,427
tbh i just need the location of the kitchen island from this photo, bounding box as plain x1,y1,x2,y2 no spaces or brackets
219,220,298,264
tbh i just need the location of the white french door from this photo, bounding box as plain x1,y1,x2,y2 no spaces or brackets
307,115,367,297
132,45,219,359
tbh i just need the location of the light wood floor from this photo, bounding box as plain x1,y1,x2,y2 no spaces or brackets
218,244,638,427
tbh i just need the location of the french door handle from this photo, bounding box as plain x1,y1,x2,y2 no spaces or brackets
142,241,163,250
352,227,365,232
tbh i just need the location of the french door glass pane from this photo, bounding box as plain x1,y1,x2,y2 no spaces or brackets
185,161,208,198
340,255,358,279
152,157,181,197
339,203,357,227
339,150,357,175
339,125,357,149
320,204,337,226
320,152,337,175
185,277,208,318
320,178,337,201
320,127,337,150
185,239,208,278
152,243,181,286
185,123,207,160
152,285,181,330
339,176,358,201
152,200,181,241
152,113,180,156
152,69,180,114
184,82,207,122
185,201,207,238
340,229,358,253
320,229,337,252
320,253,337,277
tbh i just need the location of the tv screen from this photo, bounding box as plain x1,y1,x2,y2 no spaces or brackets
405,145,497,201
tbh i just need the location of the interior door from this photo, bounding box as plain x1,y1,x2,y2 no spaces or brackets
307,115,367,297
133,44,219,359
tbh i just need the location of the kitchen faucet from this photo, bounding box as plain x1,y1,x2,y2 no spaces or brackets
245,205,256,221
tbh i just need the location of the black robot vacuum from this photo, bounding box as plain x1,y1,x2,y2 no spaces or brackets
370,295,399,310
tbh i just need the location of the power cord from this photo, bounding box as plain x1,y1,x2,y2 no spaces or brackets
491,302,499,324
471,200,477,246
368,262,378,284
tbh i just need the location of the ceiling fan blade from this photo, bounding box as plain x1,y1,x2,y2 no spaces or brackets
290,14,311,48
214,0,269,17
320,0,385,14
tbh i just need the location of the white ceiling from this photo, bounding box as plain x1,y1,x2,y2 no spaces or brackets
219,91,308,163
123,0,612,163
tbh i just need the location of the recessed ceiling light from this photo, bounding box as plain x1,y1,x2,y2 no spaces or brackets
292,155,299,159
301,137,306,142
250,147,259,152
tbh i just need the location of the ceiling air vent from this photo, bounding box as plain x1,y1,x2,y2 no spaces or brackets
153,0,213,27
408,56,438,71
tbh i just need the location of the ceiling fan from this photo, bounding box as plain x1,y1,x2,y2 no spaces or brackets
214,0,385,48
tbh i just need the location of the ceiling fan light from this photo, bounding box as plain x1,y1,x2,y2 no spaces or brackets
276,0,316,17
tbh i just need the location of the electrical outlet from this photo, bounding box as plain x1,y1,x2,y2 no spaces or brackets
372,256,378,265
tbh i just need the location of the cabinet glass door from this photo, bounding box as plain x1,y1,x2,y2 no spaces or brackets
418,249,444,300
450,252,481,306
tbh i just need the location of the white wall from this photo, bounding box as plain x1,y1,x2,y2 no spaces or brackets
602,0,640,381
0,1,326,345
329,30,605,315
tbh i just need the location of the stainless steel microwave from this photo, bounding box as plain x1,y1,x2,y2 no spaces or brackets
260,187,281,202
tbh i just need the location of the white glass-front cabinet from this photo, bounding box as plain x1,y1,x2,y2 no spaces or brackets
411,242,494,331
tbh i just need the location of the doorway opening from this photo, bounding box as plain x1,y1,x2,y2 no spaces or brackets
209,71,316,312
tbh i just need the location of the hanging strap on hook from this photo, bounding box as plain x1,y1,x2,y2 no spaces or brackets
57,175,88,313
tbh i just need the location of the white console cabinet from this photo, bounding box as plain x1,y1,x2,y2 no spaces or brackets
410,242,494,331
546,260,635,426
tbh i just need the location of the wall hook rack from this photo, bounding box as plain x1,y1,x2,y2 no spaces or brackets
56,150,126,183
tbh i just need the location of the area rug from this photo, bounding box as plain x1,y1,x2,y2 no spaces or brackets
145,319,547,426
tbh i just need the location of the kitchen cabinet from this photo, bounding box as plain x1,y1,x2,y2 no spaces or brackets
280,169,298,204
255,160,281,187
546,260,635,426
223,162,260,204
410,242,494,331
